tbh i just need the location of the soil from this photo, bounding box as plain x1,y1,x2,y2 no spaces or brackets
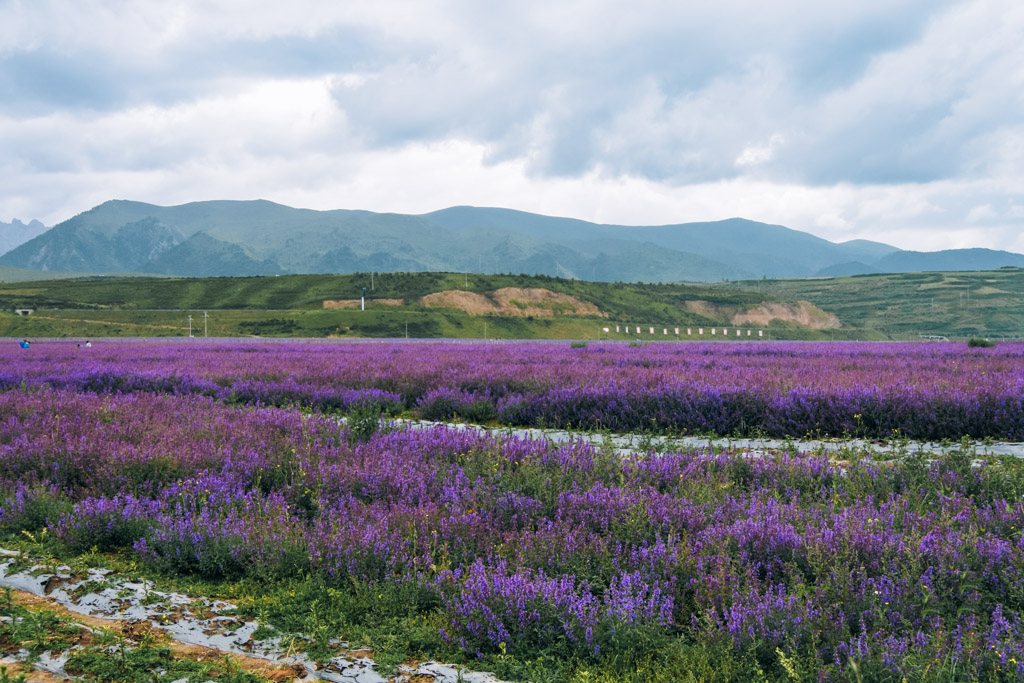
684,300,841,329
323,299,403,309
0,658,68,682
420,288,605,318
7,588,305,681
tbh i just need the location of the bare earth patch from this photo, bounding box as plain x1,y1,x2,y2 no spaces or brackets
6,588,303,681
0,552,508,683
421,288,606,318
323,299,404,309
0,657,68,682
684,299,840,329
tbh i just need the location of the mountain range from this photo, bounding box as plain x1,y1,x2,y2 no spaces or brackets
0,218,48,258
2,199,1022,282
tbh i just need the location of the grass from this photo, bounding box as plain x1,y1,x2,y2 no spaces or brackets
0,586,270,682
0,271,811,340
0,541,459,680
0,307,619,340
0,551,306,682
4,434,1024,682
0,543,825,683
1,267,1022,340
723,268,1024,340
0,271,765,315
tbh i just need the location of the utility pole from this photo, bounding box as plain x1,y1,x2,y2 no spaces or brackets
371,272,374,291
361,287,366,311
187,314,193,337
204,311,208,337
405,321,409,339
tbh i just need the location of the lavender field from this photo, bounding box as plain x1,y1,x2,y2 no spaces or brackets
1,341,1023,681
2,340,1024,440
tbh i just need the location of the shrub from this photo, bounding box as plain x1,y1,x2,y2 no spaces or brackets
0,484,71,536
416,387,496,423
346,400,382,445
967,337,997,348
52,495,160,552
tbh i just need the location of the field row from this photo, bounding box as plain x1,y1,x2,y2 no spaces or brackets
1,387,1023,681
3,340,1023,440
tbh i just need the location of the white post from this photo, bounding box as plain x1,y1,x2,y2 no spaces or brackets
187,314,192,337
204,311,208,337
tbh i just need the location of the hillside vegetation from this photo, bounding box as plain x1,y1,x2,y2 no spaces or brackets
720,268,1024,340
0,268,1021,340
0,271,825,340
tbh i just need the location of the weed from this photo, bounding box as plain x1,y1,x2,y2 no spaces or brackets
346,401,382,445
0,666,26,683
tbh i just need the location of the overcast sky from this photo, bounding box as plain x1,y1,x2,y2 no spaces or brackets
2,0,1023,252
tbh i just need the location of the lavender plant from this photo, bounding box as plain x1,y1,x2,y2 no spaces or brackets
1,342,1024,680
3,340,1023,439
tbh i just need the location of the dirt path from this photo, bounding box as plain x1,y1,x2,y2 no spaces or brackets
0,552,507,683
0,656,68,682
6,587,305,681
393,418,1024,459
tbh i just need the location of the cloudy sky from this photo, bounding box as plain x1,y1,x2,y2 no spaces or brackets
2,0,1023,252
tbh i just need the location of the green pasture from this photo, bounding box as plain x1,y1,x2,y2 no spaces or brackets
0,268,1021,340
726,268,1024,340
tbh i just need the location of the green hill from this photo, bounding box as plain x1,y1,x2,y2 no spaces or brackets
715,268,1024,339
1,268,1021,340
0,272,825,340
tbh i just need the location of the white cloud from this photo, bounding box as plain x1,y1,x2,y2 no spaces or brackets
966,204,997,223
736,134,786,168
0,0,1022,255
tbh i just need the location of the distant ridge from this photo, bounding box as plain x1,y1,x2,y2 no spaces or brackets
0,217,48,257
2,200,1021,282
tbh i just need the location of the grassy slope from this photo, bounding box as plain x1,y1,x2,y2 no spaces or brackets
1,268,1021,340
0,272,783,339
719,268,1024,339
0,265,129,282
0,272,768,311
